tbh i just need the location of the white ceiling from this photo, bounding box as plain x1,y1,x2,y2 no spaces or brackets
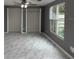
4,0,55,6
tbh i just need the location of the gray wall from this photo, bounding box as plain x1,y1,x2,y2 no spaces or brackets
23,9,26,32
42,0,74,57
65,0,74,47
41,7,45,32
4,6,7,32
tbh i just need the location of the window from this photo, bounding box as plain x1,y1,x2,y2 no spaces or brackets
49,3,65,39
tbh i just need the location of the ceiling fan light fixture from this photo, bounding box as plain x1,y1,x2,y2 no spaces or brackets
21,4,28,8
21,4,24,8
24,5,28,8
25,3,29,5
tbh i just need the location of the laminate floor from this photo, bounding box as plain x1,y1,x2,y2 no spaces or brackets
4,33,70,59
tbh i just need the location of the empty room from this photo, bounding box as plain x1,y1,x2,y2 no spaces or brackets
4,0,74,59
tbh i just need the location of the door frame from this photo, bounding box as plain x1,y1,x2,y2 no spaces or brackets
39,8,41,33
21,8,24,34
6,8,9,33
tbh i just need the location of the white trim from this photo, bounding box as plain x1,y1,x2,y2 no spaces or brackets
39,8,41,33
21,8,23,34
7,8,9,33
42,33,74,59
26,9,27,33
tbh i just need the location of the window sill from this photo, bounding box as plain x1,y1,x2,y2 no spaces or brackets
50,31,64,40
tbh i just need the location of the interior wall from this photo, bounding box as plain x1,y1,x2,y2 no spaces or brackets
41,7,45,32
4,6,7,32
65,0,74,47
23,9,26,32
42,0,74,57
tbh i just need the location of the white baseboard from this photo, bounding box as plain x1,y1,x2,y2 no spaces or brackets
42,32,73,59
20,32,42,34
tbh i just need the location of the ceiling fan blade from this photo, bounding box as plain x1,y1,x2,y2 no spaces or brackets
14,2,21,5
22,0,27,3
38,0,42,1
29,1,37,4
29,4,37,5
10,5,21,8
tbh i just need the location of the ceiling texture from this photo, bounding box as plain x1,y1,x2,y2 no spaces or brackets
4,0,55,6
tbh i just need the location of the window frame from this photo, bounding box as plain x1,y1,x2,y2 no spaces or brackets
49,2,65,40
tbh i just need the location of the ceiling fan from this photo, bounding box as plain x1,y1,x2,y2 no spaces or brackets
15,0,42,8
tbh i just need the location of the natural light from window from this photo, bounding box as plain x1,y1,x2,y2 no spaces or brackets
49,3,65,39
